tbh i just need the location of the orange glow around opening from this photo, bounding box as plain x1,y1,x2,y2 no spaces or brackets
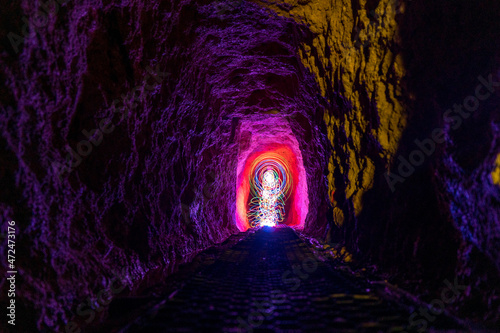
236,143,306,231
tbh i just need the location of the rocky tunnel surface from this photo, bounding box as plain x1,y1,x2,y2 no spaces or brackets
0,0,499,331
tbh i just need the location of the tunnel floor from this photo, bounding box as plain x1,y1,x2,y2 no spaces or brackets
100,227,469,333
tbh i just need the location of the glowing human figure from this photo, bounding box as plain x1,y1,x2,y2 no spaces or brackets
258,170,280,227
247,159,290,228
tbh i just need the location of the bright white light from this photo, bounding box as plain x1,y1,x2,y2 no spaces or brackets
263,170,276,185
258,171,279,227
260,218,276,227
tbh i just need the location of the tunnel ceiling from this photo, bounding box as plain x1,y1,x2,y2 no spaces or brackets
0,0,499,330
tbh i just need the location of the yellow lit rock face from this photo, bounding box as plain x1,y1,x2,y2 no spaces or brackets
260,0,408,217
492,153,500,186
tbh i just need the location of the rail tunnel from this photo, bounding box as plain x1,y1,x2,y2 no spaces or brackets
0,0,500,332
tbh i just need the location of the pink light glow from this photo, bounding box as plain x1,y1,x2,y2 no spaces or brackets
235,118,308,231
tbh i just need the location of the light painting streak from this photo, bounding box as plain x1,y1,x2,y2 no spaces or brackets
246,157,292,227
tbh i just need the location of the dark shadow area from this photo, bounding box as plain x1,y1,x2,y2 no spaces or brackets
355,0,500,326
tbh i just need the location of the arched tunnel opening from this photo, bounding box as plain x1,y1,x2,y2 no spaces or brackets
243,152,294,228
236,118,309,231
1,0,500,332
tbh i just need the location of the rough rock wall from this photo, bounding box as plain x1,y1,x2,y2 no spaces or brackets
261,0,407,220
262,0,500,325
397,0,500,323
1,0,499,329
0,0,329,330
